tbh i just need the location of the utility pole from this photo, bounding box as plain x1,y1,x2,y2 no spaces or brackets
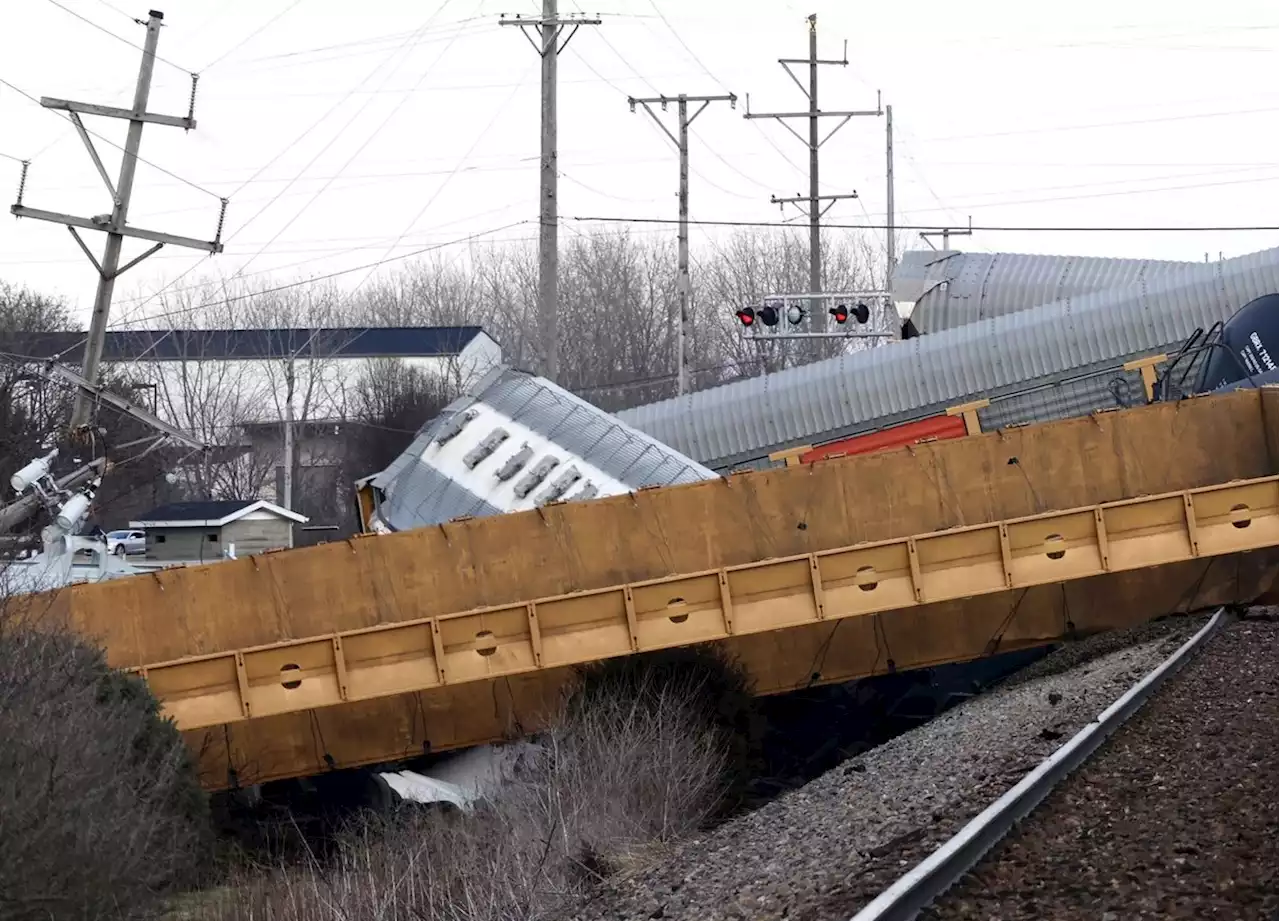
10,10,224,430
627,92,737,395
920,215,973,252
282,360,295,511
885,103,895,288
500,2,600,383
745,13,881,333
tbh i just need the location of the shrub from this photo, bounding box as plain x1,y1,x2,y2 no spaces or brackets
0,601,210,921
215,648,751,920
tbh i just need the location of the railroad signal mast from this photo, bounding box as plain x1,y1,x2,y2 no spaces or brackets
744,14,882,335
734,291,894,341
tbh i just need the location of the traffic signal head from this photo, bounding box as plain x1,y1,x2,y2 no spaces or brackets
785,303,805,325
830,302,870,324
758,303,780,327
735,307,756,327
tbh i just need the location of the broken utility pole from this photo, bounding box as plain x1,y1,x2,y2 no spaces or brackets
9,9,225,430
745,13,881,333
500,0,600,384
627,92,737,395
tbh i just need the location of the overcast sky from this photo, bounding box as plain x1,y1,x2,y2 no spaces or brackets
0,0,1276,327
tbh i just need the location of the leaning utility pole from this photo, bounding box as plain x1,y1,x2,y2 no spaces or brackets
745,13,881,333
10,9,225,430
627,92,737,395
500,1,600,384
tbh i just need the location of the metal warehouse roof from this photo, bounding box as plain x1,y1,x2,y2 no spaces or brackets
892,250,1197,334
368,364,715,531
618,247,1279,471
0,326,487,362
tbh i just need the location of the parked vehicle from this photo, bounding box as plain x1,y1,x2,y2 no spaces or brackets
105,529,146,556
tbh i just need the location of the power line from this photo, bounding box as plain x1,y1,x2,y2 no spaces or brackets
643,0,810,183
566,215,1280,232
237,17,491,65
99,3,462,338
352,58,539,293
220,4,459,278
92,0,136,23
44,0,192,72
560,16,760,202
0,75,221,198
198,0,307,72
102,204,534,310
113,220,532,327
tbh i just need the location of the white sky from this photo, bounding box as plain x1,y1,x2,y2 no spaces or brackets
0,0,1276,327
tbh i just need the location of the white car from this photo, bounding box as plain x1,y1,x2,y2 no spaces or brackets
105,529,146,557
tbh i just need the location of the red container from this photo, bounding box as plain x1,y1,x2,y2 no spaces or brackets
799,414,968,464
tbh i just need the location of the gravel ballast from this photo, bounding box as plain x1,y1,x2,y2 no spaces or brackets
569,614,1212,921
926,613,1279,921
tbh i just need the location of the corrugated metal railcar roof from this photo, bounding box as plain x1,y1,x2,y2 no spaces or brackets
619,247,1279,471
369,365,715,531
892,250,1197,334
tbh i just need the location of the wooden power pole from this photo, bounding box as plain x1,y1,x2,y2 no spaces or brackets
10,9,225,430
500,1,600,383
745,14,881,333
627,92,736,395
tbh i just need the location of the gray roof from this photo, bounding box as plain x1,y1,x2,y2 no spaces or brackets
370,364,715,531
619,247,1279,471
893,250,1197,334
2,326,488,362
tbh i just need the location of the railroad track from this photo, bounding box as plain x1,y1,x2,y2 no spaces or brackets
850,606,1278,921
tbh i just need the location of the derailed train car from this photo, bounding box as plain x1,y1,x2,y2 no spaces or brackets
617,247,1280,472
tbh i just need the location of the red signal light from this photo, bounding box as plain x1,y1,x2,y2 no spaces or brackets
830,304,849,324
736,307,756,327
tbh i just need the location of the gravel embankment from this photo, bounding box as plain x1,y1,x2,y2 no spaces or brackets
926,612,1279,921
568,614,1211,921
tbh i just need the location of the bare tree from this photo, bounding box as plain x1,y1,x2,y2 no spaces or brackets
693,228,888,383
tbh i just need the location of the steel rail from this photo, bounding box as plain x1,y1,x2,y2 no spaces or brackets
849,605,1229,921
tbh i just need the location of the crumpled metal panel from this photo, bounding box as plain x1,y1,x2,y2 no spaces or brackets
370,365,715,531
619,247,1279,471
893,250,1196,334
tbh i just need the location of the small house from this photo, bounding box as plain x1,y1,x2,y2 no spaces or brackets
130,500,309,562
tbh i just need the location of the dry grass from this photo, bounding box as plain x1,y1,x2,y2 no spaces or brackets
207,650,747,921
